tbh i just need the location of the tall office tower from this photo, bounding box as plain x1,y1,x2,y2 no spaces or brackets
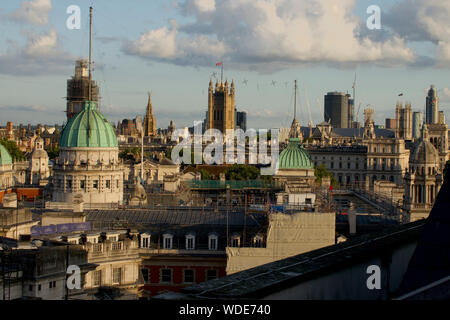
426,85,439,124
395,102,413,139
143,92,157,136
324,92,349,128
412,112,423,139
385,118,396,129
347,95,354,128
236,111,247,131
207,80,235,134
66,59,99,121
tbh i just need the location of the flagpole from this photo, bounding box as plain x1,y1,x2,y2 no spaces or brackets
221,63,223,83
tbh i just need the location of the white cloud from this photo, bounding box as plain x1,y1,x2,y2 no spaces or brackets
440,88,450,102
0,29,76,76
385,0,450,65
193,0,215,13
25,29,58,55
127,27,178,59
124,0,416,71
123,24,230,65
7,0,52,26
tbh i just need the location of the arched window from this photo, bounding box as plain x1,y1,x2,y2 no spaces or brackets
208,233,218,251
162,233,173,249
185,233,195,250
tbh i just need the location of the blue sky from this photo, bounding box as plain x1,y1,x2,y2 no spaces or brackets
1,0,450,129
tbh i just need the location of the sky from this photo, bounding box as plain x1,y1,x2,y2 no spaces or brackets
1,0,450,130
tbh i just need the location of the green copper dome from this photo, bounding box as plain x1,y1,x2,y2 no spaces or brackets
0,144,13,165
278,138,314,170
60,101,118,148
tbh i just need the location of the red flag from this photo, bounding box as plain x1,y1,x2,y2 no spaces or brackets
329,185,333,191
216,62,223,66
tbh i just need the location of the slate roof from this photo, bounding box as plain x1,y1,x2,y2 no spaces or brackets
174,220,425,299
85,208,266,227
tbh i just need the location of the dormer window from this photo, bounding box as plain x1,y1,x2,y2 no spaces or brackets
163,234,173,249
107,235,118,242
208,233,218,251
253,235,263,248
230,234,240,247
185,233,195,250
140,233,151,248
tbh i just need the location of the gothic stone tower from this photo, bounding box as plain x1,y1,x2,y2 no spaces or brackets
207,80,235,133
395,102,413,140
144,92,157,136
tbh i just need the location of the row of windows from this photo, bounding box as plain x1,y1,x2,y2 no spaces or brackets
140,268,218,284
55,179,119,190
336,174,395,184
314,160,399,171
141,234,263,250
28,281,57,292
92,268,122,287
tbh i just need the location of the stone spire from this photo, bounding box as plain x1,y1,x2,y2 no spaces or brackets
144,91,156,137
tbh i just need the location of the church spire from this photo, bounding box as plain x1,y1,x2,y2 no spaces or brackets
147,91,153,113
144,91,156,137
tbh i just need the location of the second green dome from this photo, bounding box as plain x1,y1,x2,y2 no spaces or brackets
278,138,314,170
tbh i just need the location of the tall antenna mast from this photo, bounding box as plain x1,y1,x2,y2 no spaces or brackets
294,80,297,119
352,73,356,127
87,6,93,139
88,6,93,102
141,130,144,183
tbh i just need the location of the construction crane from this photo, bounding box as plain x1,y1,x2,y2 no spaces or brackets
356,102,362,125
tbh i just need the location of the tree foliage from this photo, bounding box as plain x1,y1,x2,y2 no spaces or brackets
119,147,141,161
0,138,25,161
225,164,260,180
199,169,211,180
314,164,337,187
47,145,60,160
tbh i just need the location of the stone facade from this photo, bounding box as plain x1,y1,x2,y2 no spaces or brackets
52,147,123,205
403,125,444,222
27,137,50,186
226,211,335,274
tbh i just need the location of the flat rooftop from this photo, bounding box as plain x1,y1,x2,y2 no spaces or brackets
175,219,425,299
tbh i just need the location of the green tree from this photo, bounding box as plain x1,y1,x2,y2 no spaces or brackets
0,139,25,161
225,164,260,180
119,147,141,161
314,164,337,187
199,169,211,180
47,145,60,160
